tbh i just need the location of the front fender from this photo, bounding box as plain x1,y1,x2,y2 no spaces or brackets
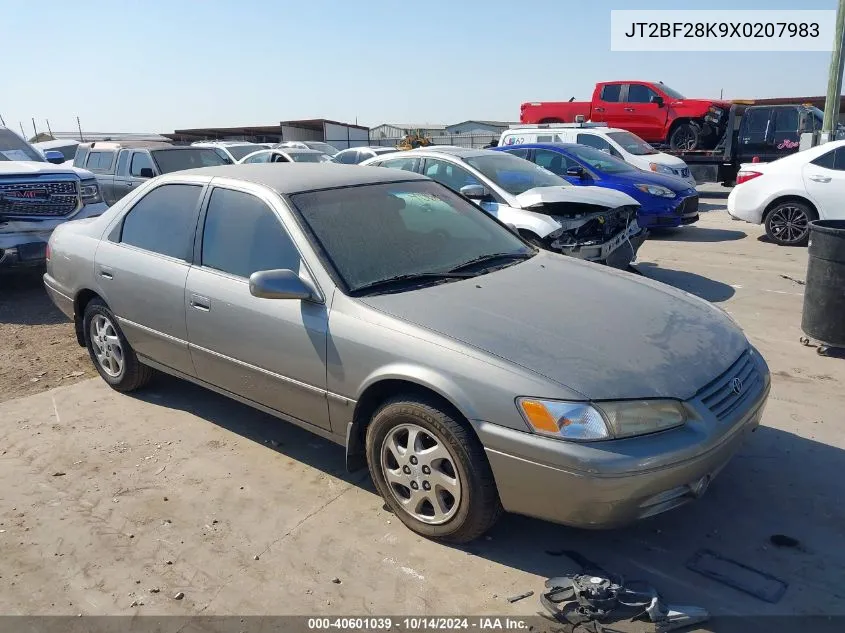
480,202,561,238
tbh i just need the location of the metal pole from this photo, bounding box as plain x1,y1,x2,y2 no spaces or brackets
19,122,26,139
46,119,53,137
31,118,37,139
76,116,84,141
822,0,845,139
0,113,5,126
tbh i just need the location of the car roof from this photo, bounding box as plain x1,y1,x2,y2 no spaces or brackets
148,145,223,152
402,146,495,159
500,142,581,151
175,163,428,193
82,141,173,150
277,148,324,154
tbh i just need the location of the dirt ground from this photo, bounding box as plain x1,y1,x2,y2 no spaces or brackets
0,270,89,403
1,190,844,629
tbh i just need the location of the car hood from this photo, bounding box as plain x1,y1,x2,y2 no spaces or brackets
514,185,638,210
649,152,690,169
672,98,732,111
0,160,92,179
599,170,696,193
359,253,747,401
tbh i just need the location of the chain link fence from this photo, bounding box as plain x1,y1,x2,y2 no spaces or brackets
368,133,500,149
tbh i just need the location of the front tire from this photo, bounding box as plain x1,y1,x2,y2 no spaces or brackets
669,121,701,151
764,201,816,246
83,299,153,392
366,396,501,543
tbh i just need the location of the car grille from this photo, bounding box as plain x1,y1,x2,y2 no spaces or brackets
0,179,79,218
697,350,765,421
677,195,699,215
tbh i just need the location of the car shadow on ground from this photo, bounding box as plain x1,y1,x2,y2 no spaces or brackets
134,375,845,623
648,226,746,243
634,262,736,303
0,269,68,326
699,201,727,212
698,190,731,199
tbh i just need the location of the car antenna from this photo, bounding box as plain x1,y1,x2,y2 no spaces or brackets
568,97,575,102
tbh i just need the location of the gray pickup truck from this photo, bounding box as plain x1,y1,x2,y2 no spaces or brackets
1,127,108,270
73,141,232,204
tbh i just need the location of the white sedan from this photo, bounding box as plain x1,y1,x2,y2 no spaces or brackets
728,140,845,246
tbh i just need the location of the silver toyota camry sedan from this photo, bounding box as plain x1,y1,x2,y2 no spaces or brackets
43,164,770,542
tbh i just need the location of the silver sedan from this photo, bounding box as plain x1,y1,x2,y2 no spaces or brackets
44,164,769,542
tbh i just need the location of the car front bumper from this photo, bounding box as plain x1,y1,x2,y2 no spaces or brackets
475,378,768,528
553,220,645,268
638,195,700,229
0,202,108,269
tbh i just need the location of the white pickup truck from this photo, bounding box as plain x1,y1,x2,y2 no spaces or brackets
1,127,108,270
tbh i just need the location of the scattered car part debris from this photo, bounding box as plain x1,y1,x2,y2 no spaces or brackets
686,549,787,603
173,592,184,600
540,553,708,633
507,590,534,603
52,472,66,477
769,534,800,548
780,274,805,286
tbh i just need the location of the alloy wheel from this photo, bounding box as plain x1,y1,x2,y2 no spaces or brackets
90,314,124,377
380,423,461,524
768,206,809,244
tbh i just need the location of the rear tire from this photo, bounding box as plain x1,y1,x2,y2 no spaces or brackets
764,201,816,246
83,299,153,392
366,396,501,543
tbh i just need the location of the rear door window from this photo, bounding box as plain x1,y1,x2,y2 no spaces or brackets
378,157,421,172
422,158,481,192
120,184,203,260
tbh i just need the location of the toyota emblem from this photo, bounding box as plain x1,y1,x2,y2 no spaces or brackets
731,377,744,395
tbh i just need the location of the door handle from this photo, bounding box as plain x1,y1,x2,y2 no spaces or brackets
98,266,114,280
809,175,831,183
190,293,210,311
594,107,605,113
624,107,635,112
126,181,134,187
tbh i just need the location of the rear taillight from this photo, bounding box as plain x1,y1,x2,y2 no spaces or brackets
736,170,763,185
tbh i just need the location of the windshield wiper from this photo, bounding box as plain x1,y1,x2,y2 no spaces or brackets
352,271,475,295
447,252,534,273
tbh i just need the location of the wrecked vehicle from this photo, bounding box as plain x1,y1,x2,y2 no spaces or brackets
361,147,644,268
1,126,108,270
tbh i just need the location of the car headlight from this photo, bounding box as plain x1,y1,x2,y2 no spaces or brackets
79,180,103,205
648,162,675,176
517,397,687,441
635,183,676,198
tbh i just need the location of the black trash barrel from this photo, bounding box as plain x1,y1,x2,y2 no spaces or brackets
801,220,845,347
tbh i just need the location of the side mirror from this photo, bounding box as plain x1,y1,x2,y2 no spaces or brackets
460,184,490,200
44,150,65,164
566,166,587,178
249,269,318,301
651,95,664,107
139,167,155,178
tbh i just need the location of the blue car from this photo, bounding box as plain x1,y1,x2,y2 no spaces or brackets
495,143,699,229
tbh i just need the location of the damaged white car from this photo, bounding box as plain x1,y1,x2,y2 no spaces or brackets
362,147,644,268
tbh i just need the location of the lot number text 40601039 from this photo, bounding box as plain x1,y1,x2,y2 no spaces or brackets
307,617,530,630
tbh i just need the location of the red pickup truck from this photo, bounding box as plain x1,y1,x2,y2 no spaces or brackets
520,81,732,151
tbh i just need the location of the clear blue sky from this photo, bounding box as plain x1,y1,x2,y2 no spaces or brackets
2,0,839,135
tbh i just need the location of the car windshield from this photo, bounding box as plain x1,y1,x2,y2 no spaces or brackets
304,142,340,156
659,84,686,100
463,152,568,195
0,128,44,162
225,144,261,161
290,180,533,293
606,131,658,155
567,145,635,174
151,148,230,173
290,152,335,163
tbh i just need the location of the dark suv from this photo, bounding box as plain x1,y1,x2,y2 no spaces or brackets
73,142,232,204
